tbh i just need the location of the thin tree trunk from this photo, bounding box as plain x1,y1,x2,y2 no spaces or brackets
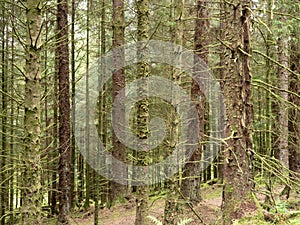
264,0,276,208
9,2,15,223
135,0,150,224
218,0,226,183
95,1,108,222
44,9,49,213
287,25,300,193
70,0,76,211
57,0,71,222
84,0,91,211
164,0,185,223
78,132,84,204
221,0,257,223
109,0,127,205
99,0,108,207
1,3,7,224
51,39,59,216
277,17,289,170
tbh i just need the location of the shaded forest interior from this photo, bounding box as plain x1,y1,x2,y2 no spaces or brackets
0,0,299,224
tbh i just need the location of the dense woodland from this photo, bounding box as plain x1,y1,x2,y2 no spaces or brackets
0,0,299,224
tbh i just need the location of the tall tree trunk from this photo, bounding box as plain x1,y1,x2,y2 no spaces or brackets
109,0,127,205
221,0,256,223
70,0,76,211
288,24,300,191
164,0,185,223
135,0,150,224
21,0,43,223
44,9,50,213
0,3,7,224
51,37,59,216
181,0,209,204
9,2,15,223
264,0,276,208
57,0,71,222
94,6,103,215
277,16,289,170
84,0,91,211
218,0,226,183
99,0,109,207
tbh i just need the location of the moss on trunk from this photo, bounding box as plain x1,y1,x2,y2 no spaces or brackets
135,0,150,224
220,0,257,224
21,0,43,223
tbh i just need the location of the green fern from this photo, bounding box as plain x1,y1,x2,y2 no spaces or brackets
178,218,193,225
147,215,163,225
147,216,193,225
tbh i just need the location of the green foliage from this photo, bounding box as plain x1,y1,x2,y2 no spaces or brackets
232,199,300,225
147,215,193,225
288,216,300,225
272,200,288,214
147,216,163,225
177,218,193,225
232,217,270,225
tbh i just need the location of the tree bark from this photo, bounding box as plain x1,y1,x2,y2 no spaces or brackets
181,0,209,204
84,0,91,211
277,15,289,170
94,4,106,221
109,0,127,205
164,1,185,223
21,0,43,223
99,0,109,207
221,0,257,223
9,2,15,223
1,3,8,224
263,0,276,208
135,0,150,224
288,26,300,188
70,0,76,210
57,0,71,222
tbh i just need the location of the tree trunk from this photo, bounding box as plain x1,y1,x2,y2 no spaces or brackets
264,0,276,208
164,1,185,223
9,3,15,223
51,34,59,215
57,0,71,222
181,0,209,204
94,1,107,223
135,0,150,224
288,26,300,189
70,0,76,211
109,0,127,205
277,15,289,170
21,0,43,223
78,135,84,204
84,0,91,211
99,0,109,207
1,3,8,224
221,0,257,223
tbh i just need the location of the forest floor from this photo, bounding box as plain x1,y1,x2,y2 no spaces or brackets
64,183,300,225
68,185,223,225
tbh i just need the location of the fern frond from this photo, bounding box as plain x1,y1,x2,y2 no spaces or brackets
147,215,163,225
178,218,193,225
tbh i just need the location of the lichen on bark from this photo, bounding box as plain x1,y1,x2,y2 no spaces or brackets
21,0,44,223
